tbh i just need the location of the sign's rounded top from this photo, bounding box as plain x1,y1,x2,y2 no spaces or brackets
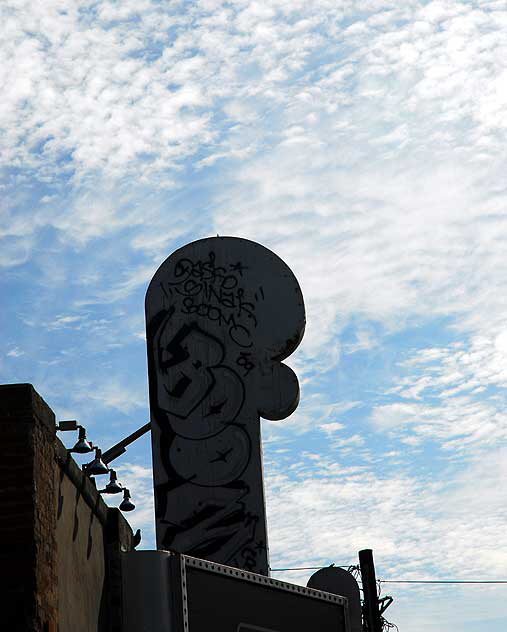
146,236,305,361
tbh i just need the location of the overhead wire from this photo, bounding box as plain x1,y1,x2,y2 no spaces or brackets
269,565,507,584
270,564,505,632
379,580,507,584
270,565,352,571
382,618,399,632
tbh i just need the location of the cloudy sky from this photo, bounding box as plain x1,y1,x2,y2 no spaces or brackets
2,1,507,629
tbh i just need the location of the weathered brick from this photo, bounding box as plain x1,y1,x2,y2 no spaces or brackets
1,383,134,632
0,383,57,632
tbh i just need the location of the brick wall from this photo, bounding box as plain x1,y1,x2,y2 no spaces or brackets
0,383,58,631
0,384,133,632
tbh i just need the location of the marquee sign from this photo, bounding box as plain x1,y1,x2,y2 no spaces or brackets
121,552,350,632
173,555,350,632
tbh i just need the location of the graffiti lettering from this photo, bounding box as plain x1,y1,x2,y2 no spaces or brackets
168,252,259,348
146,237,305,576
170,252,238,290
236,352,255,377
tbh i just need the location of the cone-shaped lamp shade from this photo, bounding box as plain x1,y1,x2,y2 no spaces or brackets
71,426,93,454
119,488,135,512
102,470,123,494
86,448,109,476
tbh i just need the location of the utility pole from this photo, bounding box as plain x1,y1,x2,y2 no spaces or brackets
359,549,382,632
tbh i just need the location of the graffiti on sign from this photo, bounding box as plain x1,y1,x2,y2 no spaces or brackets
145,237,305,575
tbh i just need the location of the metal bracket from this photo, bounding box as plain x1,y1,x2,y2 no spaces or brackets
378,596,393,615
101,422,151,464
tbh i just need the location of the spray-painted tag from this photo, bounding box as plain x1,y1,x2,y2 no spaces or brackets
145,237,305,575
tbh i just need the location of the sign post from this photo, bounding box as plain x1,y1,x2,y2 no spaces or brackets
359,549,382,632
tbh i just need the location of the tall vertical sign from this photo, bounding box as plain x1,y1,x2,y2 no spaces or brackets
145,237,305,575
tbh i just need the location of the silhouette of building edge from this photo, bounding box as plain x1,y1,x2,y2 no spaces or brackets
0,383,133,632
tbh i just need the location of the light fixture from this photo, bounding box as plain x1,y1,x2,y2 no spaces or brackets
84,447,109,476
57,420,78,431
70,426,93,454
119,488,135,512
57,420,94,455
99,469,123,494
101,421,151,465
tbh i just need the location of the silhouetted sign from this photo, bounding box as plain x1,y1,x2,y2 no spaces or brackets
178,555,349,632
145,237,305,575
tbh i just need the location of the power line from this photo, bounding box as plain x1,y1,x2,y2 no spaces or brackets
270,565,351,571
269,567,507,584
379,580,507,584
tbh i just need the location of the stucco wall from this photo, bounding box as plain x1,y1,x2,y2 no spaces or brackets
55,446,109,632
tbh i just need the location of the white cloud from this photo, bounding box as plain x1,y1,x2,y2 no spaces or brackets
6,346,24,357
3,3,507,630
318,421,345,434
265,447,507,629
77,379,147,415
367,332,507,452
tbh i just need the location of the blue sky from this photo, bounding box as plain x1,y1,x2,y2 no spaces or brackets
2,1,507,629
